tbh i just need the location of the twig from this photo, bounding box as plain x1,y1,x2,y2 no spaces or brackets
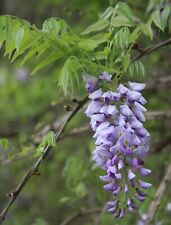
145,76,171,91
93,205,106,225
2,108,171,167
145,110,171,120
144,164,171,225
33,122,90,145
60,208,101,225
62,125,90,139
0,96,88,224
33,109,171,146
0,125,90,166
151,134,171,154
131,38,171,63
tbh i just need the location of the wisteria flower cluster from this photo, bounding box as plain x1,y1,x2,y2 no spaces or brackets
85,72,151,218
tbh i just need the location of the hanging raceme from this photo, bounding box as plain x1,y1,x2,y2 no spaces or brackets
85,72,151,218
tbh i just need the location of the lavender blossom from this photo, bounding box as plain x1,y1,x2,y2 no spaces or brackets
83,74,99,93
85,72,151,218
100,71,112,82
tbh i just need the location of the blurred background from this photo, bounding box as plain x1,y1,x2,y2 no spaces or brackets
0,0,171,225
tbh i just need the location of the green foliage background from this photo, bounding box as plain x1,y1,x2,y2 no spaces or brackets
0,0,171,224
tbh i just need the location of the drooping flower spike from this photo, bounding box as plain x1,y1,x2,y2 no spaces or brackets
85,72,151,218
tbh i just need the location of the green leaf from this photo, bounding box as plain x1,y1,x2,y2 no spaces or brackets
114,27,130,48
81,19,110,35
42,18,69,36
11,29,33,61
78,39,101,51
100,6,114,20
4,18,20,57
32,218,48,225
58,57,84,94
122,54,130,70
0,17,7,47
32,51,65,74
0,139,9,149
78,33,109,51
5,16,12,47
143,20,153,40
111,15,134,27
15,27,24,51
36,131,56,156
74,182,87,198
79,58,117,75
161,5,170,30
152,10,163,31
129,25,142,43
19,146,32,157
117,2,133,20
128,61,145,77
20,48,38,65
135,61,145,76
63,156,88,188
93,51,107,60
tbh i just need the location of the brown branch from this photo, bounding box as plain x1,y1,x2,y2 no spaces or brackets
2,108,171,167
151,134,171,154
34,108,171,145
144,164,171,225
33,121,90,145
145,110,171,120
0,96,88,224
62,125,90,139
145,76,171,91
60,208,101,225
93,205,106,225
0,130,18,138
131,38,171,63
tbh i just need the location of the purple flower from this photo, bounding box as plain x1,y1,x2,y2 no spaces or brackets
117,84,129,95
136,127,150,138
84,75,99,93
113,186,121,196
118,159,124,170
120,105,133,117
166,202,171,213
139,180,152,189
89,89,103,100
100,71,112,82
104,183,116,191
127,91,141,102
134,108,146,122
124,185,129,193
85,77,151,218
139,96,147,105
140,168,151,176
128,169,136,180
100,105,118,116
106,206,117,213
128,82,145,92
129,117,143,129
85,101,102,116
100,175,113,182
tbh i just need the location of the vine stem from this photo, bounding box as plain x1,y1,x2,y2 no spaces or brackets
131,38,171,63
60,208,102,225
144,164,171,225
0,96,88,224
117,38,171,82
